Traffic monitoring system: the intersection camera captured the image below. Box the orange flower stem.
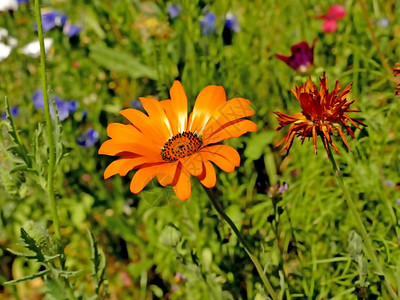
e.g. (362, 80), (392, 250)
(326, 145), (397, 299)
(203, 187), (278, 300)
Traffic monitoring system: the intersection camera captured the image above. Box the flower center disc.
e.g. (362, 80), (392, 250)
(161, 131), (203, 162)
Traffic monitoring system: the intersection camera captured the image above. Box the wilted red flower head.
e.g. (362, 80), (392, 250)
(275, 39), (317, 74)
(317, 4), (346, 33)
(274, 73), (366, 154)
(394, 63), (400, 97)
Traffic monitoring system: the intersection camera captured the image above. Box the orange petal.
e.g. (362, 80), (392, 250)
(98, 139), (161, 158)
(204, 119), (257, 145)
(120, 108), (165, 147)
(188, 85), (226, 133)
(180, 153), (204, 176)
(197, 160), (216, 188)
(139, 97), (173, 140)
(160, 100), (179, 135)
(156, 161), (178, 186)
(130, 163), (169, 194)
(104, 156), (151, 179)
(106, 123), (158, 148)
(169, 81), (188, 132)
(201, 98), (254, 138)
(172, 163), (191, 201)
(199, 150), (235, 173)
(204, 145), (240, 167)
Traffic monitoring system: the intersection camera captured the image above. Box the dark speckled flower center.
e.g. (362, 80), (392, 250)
(161, 131), (203, 162)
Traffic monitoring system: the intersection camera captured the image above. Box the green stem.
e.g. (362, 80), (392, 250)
(33, 0), (59, 241)
(33, 2), (76, 300)
(326, 146), (398, 299)
(203, 187), (278, 300)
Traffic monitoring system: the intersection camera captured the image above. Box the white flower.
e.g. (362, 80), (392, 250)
(0, 43), (12, 61)
(0, 0), (18, 12)
(21, 38), (53, 58)
(0, 27), (18, 61)
(0, 28), (9, 39)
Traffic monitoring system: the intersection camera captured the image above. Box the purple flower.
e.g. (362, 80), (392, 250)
(168, 4), (181, 19)
(32, 89), (77, 121)
(63, 23), (82, 37)
(200, 12), (217, 35)
(36, 10), (67, 32)
(275, 39), (317, 74)
(278, 182), (289, 194)
(17, 0), (28, 3)
(2, 106), (18, 120)
(77, 128), (99, 147)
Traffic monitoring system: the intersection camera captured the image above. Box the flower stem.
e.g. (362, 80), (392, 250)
(34, 2), (76, 300)
(203, 187), (278, 300)
(326, 147), (398, 299)
(33, 0), (60, 241)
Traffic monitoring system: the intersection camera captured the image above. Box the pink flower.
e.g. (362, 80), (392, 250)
(317, 4), (346, 33)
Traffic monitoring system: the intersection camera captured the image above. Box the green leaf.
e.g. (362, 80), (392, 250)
(89, 44), (157, 79)
(3, 269), (50, 285)
(20, 227), (45, 262)
(51, 268), (81, 278)
(3, 97), (31, 168)
(6, 248), (36, 258)
(244, 131), (275, 160)
(159, 223), (181, 247)
(87, 228), (107, 295)
(43, 278), (68, 300)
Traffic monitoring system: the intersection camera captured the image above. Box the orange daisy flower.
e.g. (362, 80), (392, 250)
(98, 81), (257, 201)
(274, 73), (366, 154)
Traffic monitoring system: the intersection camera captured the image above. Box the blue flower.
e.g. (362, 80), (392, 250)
(224, 13), (240, 32)
(17, 0), (28, 3)
(63, 23), (82, 37)
(32, 89), (77, 121)
(1, 106), (18, 120)
(200, 12), (217, 35)
(131, 99), (143, 110)
(35, 10), (67, 32)
(77, 128), (99, 147)
(168, 4), (181, 19)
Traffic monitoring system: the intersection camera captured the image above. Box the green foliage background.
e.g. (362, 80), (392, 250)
(0, 0), (400, 299)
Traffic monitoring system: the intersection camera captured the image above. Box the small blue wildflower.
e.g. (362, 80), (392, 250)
(36, 10), (67, 32)
(17, 0), (28, 3)
(224, 13), (240, 32)
(131, 99), (143, 110)
(1, 106), (18, 120)
(32, 89), (77, 121)
(77, 128), (99, 147)
(168, 4), (181, 19)
(63, 23), (82, 37)
(200, 12), (217, 35)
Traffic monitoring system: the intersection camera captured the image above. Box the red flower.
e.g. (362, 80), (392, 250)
(274, 73), (366, 154)
(394, 63), (400, 97)
(275, 39), (317, 74)
(317, 4), (346, 33)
